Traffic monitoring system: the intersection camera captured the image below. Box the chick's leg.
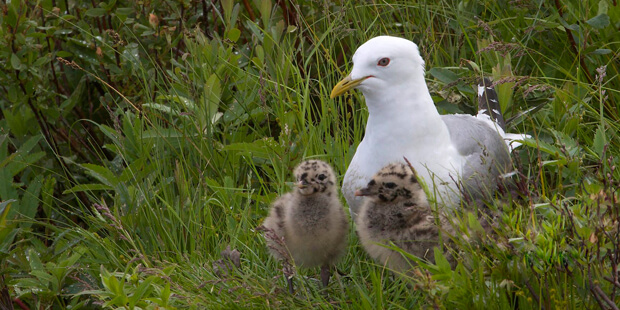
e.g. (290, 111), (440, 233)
(320, 265), (331, 288)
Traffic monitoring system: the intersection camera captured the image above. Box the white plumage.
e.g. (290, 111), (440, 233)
(331, 36), (526, 219)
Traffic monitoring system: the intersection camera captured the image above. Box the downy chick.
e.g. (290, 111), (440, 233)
(355, 162), (453, 274)
(262, 160), (348, 291)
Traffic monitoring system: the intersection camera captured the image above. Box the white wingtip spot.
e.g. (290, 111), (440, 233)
(500, 170), (518, 179)
(477, 85), (485, 97)
(504, 134), (532, 152)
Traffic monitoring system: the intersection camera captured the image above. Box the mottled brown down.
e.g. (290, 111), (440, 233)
(262, 160), (348, 289)
(356, 162), (455, 274)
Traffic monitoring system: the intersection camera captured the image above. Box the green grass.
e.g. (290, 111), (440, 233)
(1, 0), (619, 309)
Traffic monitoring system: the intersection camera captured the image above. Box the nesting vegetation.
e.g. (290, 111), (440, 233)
(0, 0), (619, 308)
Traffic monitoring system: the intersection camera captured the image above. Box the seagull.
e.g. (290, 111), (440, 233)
(355, 162), (454, 273)
(261, 160), (348, 292)
(331, 35), (523, 219)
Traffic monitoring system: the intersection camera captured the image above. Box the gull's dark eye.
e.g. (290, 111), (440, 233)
(317, 174), (327, 181)
(377, 57), (390, 67)
(385, 182), (397, 189)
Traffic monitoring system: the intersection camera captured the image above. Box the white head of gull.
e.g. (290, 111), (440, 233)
(331, 36), (518, 219)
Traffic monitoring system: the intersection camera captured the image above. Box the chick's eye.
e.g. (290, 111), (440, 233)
(317, 174), (327, 181)
(385, 182), (397, 189)
(377, 57), (390, 67)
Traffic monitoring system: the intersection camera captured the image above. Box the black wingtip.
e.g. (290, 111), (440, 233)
(478, 78), (506, 131)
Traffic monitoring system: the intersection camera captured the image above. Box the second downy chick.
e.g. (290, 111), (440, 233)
(262, 160), (348, 292)
(355, 162), (454, 274)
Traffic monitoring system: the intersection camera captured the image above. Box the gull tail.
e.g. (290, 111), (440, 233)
(477, 78), (506, 131)
(476, 78), (530, 151)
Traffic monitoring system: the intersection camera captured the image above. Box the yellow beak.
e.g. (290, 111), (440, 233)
(330, 74), (369, 98)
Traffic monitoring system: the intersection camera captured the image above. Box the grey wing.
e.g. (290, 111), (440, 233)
(441, 114), (511, 200)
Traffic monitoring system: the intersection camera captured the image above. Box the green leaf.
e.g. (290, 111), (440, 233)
(255, 44), (264, 64)
(0, 141), (18, 203)
(119, 157), (156, 183)
(18, 135), (43, 155)
(162, 265), (176, 276)
(31, 270), (57, 288)
(0, 229), (19, 254)
(60, 76), (88, 112)
(140, 128), (187, 139)
(0, 200), (15, 228)
(27, 32), (47, 39)
(53, 29), (73, 35)
(521, 138), (562, 158)
(102, 0), (117, 10)
(462, 59), (480, 73)
(259, 0), (272, 27)
(559, 17), (579, 31)
(428, 67), (459, 85)
(551, 129), (580, 157)
(63, 183), (114, 194)
(593, 125), (606, 157)
(205, 74), (222, 124)
(101, 268), (123, 297)
(598, 0), (609, 15)
(85, 8), (107, 17)
(586, 14), (610, 29)
(32, 56), (51, 67)
(433, 247), (452, 271)
(0, 152), (18, 170)
(40, 177), (56, 218)
(221, 0), (234, 22)
(227, 28), (241, 43)
(116, 7), (134, 16)
(224, 137), (283, 160)
(80, 163), (117, 187)
(97, 124), (120, 145)
(143, 103), (184, 117)
(128, 276), (155, 308)
(10, 53), (21, 70)
(106, 295), (129, 308)
(467, 212), (485, 235)
(9, 151), (46, 178)
(28, 248), (45, 271)
(156, 94), (196, 111)
(20, 174), (44, 228)
(159, 283), (171, 305)
(5, 2), (17, 28)
(590, 49), (612, 55)
(56, 50), (72, 57)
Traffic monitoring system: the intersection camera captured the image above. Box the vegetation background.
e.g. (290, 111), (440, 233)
(1, 0), (619, 308)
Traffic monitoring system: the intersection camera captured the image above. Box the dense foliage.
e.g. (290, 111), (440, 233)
(1, 0), (619, 308)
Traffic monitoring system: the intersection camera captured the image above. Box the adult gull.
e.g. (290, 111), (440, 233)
(331, 36), (524, 219)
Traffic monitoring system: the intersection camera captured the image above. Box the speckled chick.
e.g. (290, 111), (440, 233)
(355, 162), (453, 274)
(262, 160), (348, 290)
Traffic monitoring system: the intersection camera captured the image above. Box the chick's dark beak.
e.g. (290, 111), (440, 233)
(296, 180), (309, 189)
(355, 187), (371, 196)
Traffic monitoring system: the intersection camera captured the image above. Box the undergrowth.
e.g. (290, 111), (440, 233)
(1, 0), (619, 309)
